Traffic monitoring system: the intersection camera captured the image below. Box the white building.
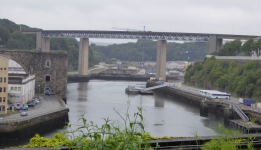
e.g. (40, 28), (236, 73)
(8, 74), (35, 104)
(166, 61), (187, 69)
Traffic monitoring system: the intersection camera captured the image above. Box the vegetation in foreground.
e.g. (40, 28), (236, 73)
(185, 56), (261, 100)
(6, 101), (259, 149)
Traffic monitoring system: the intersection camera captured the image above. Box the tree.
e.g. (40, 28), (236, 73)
(218, 39), (241, 56)
(241, 38), (254, 56)
(253, 38), (261, 57)
(0, 26), (10, 45)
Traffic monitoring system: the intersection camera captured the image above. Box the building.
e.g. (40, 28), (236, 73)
(0, 55), (9, 114)
(166, 61), (187, 69)
(8, 74), (35, 104)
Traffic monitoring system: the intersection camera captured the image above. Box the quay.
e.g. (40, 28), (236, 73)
(0, 95), (69, 141)
(146, 80), (261, 131)
(67, 73), (182, 82)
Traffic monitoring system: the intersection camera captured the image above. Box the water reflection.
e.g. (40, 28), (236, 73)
(77, 82), (88, 101)
(0, 80), (226, 149)
(154, 94), (164, 108)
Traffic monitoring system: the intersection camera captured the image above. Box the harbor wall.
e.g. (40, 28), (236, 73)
(146, 81), (261, 125)
(68, 74), (180, 82)
(0, 108), (69, 141)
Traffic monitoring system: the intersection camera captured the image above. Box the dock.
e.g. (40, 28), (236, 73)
(229, 119), (261, 133)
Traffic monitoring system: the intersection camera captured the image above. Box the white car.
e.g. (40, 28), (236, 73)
(0, 118), (3, 120)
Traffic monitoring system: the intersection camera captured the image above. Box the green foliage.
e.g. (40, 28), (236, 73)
(0, 26), (10, 44)
(241, 38), (254, 56)
(185, 56), (261, 99)
(0, 18), (97, 69)
(91, 39), (207, 62)
(218, 39), (242, 56)
(19, 101), (154, 149)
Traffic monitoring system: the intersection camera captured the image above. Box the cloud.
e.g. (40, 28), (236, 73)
(1, 0), (261, 43)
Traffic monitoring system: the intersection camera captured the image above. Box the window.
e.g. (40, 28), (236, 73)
(18, 87), (21, 91)
(46, 75), (50, 82)
(14, 87), (17, 91)
(11, 87), (13, 91)
(46, 60), (51, 67)
(0, 87), (2, 92)
(0, 97), (2, 102)
(3, 97), (5, 102)
(4, 77), (6, 82)
(4, 68), (6, 70)
(0, 68), (2, 70)
(3, 106), (4, 111)
(0, 78), (2, 82)
(0, 107), (1, 111)
(3, 87), (5, 92)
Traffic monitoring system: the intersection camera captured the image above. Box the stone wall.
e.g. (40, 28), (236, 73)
(67, 74), (180, 82)
(0, 108), (69, 141)
(0, 50), (68, 100)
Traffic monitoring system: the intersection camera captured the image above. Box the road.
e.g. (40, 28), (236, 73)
(1, 95), (62, 120)
(168, 84), (240, 105)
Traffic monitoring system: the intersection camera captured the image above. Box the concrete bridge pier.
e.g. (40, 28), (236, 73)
(207, 35), (223, 54)
(78, 38), (89, 75)
(156, 40), (167, 81)
(41, 38), (50, 51)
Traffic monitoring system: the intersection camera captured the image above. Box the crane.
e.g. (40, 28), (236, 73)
(112, 26), (146, 32)
(112, 26), (146, 67)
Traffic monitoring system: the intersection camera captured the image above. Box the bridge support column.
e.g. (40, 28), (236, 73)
(156, 40), (167, 81)
(78, 38), (89, 75)
(41, 38), (50, 52)
(207, 35), (223, 54)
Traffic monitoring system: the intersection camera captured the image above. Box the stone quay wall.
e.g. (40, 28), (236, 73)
(147, 81), (261, 125)
(0, 108), (69, 141)
(68, 74), (180, 82)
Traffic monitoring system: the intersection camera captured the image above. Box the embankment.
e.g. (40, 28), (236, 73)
(0, 97), (69, 141)
(68, 74), (180, 82)
(147, 81), (261, 125)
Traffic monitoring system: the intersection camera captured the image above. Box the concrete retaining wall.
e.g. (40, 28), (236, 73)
(0, 108), (69, 141)
(68, 74), (180, 82)
(146, 81), (261, 125)
(147, 81), (203, 106)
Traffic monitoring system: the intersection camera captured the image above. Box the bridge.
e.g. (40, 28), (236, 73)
(23, 30), (261, 81)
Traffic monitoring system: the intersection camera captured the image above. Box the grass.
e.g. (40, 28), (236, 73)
(0, 110), (17, 116)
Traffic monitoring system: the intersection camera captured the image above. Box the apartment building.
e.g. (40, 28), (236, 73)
(0, 55), (8, 114)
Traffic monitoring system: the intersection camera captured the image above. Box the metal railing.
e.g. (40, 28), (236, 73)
(232, 105), (249, 122)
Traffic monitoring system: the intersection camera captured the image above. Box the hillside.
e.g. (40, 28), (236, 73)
(185, 56), (261, 100)
(0, 18), (95, 69)
(91, 39), (208, 63)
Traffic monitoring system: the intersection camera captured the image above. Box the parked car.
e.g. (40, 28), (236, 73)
(22, 104), (28, 110)
(31, 99), (39, 104)
(49, 92), (55, 95)
(20, 112), (28, 116)
(28, 102), (35, 107)
(0, 118), (3, 120)
(15, 103), (23, 110)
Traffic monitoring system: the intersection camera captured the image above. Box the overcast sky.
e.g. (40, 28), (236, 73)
(1, 0), (261, 43)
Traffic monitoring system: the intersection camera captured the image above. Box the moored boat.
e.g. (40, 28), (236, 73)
(125, 85), (140, 94)
(139, 90), (154, 95)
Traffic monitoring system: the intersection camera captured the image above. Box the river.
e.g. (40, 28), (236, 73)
(0, 80), (224, 148)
